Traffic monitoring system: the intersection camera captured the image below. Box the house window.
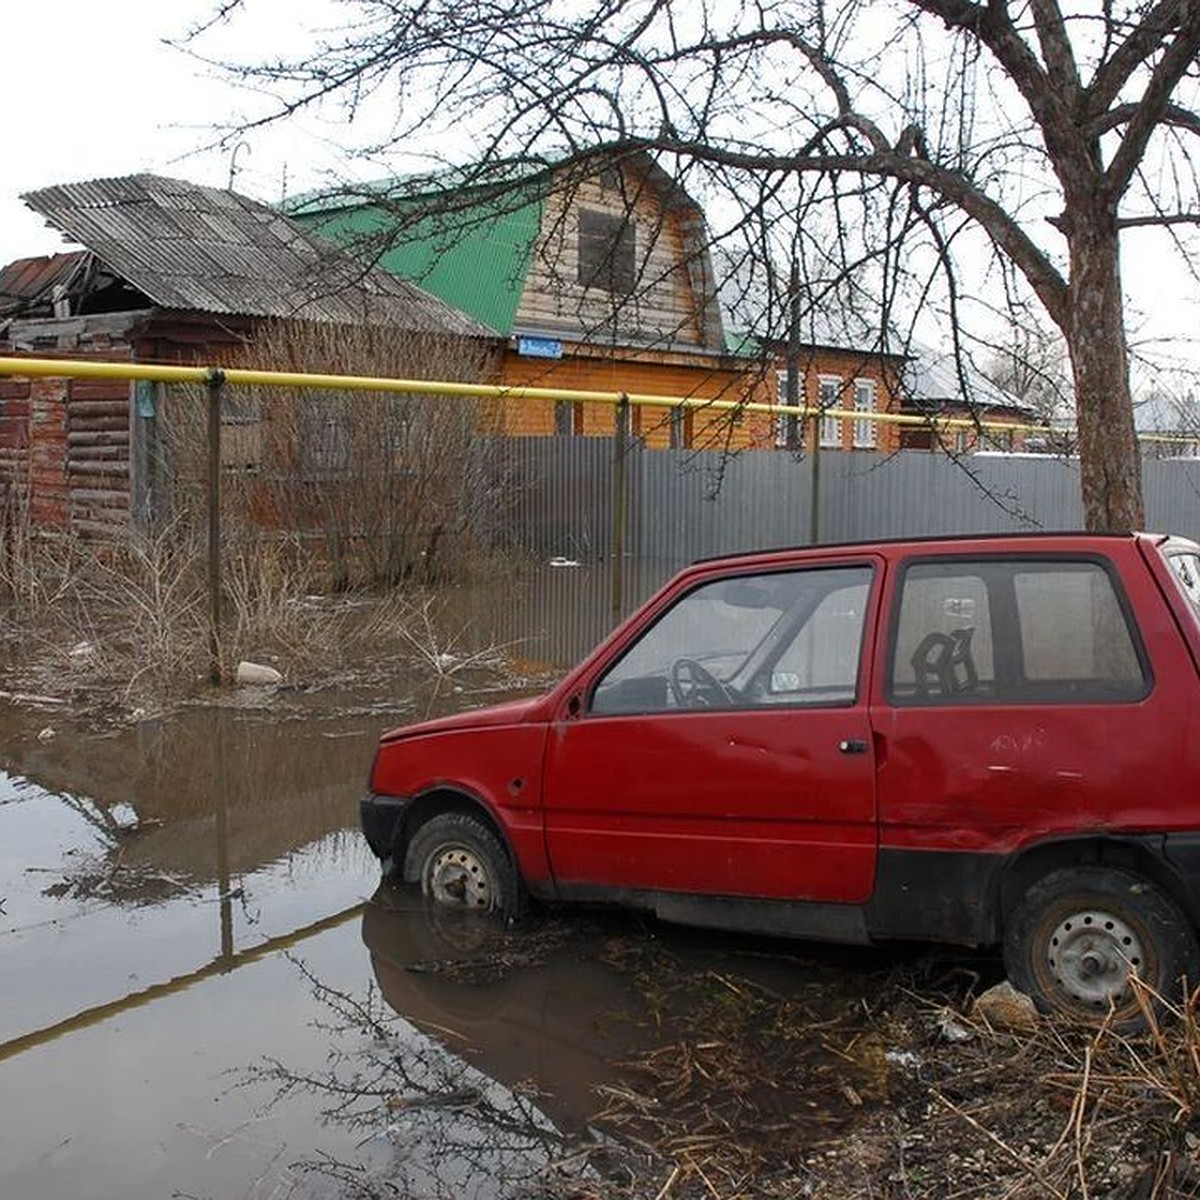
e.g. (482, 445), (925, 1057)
(554, 400), (583, 436)
(853, 379), (877, 449)
(669, 404), (691, 449)
(578, 208), (636, 295)
(301, 398), (349, 476)
(775, 371), (805, 450)
(222, 389), (262, 472)
(818, 377), (843, 447)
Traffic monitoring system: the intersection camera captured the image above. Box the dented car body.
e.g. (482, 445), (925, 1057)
(363, 532), (1200, 1019)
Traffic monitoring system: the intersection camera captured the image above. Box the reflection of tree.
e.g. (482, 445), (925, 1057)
(242, 901), (916, 1200)
(244, 955), (589, 1200)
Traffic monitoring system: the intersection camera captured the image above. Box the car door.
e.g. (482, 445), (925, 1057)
(542, 558), (883, 903)
(872, 548), (1192, 885)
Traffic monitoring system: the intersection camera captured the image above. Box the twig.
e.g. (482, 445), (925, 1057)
(933, 1090), (1071, 1200)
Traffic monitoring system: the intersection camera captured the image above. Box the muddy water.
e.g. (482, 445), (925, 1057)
(0, 693), (901, 1200)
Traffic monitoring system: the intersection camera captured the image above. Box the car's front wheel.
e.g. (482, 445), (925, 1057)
(403, 811), (528, 919)
(1003, 865), (1198, 1026)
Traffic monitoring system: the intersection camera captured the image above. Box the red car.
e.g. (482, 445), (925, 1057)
(363, 532), (1200, 1021)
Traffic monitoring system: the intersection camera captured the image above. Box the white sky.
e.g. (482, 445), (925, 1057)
(1, 0), (359, 266)
(3, 0), (1198, 385)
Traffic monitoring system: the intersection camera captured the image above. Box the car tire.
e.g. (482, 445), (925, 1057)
(1003, 866), (1199, 1026)
(403, 811), (528, 920)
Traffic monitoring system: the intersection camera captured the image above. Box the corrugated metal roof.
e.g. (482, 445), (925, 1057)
(0, 251), (89, 315)
(21, 174), (494, 337)
(902, 344), (1030, 413)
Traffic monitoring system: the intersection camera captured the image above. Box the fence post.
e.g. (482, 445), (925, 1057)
(206, 370), (225, 684)
(611, 394), (631, 627)
(809, 420), (822, 544)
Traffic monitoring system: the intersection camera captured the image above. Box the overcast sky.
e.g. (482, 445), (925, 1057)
(2, 0), (356, 267)
(5, 1), (1198, 383)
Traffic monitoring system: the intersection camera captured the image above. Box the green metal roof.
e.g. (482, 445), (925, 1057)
(294, 185), (546, 336)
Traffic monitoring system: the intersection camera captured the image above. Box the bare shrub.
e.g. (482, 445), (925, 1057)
(155, 318), (508, 593)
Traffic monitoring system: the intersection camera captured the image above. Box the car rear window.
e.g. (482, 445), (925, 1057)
(889, 557), (1149, 704)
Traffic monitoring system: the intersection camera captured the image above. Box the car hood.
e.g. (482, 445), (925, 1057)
(379, 695), (545, 744)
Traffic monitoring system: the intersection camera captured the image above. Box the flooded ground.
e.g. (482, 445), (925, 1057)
(0, 684), (907, 1199)
(1, 684), (1191, 1200)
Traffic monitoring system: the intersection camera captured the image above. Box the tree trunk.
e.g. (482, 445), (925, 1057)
(1064, 220), (1144, 532)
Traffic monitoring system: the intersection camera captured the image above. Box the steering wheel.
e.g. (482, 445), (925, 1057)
(910, 627), (978, 697)
(670, 657), (735, 708)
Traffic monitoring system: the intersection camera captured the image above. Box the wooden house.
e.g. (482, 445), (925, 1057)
(292, 153), (768, 450)
(0, 174), (497, 540)
(298, 157), (1016, 454)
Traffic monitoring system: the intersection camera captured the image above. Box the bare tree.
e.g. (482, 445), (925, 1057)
(983, 315), (1074, 424)
(196, 0), (1200, 531)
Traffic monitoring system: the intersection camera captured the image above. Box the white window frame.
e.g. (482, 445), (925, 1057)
(852, 378), (877, 449)
(818, 376), (843, 448)
(775, 370), (805, 449)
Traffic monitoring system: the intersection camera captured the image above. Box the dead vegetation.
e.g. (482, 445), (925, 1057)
(238, 906), (1200, 1200)
(567, 964), (1200, 1200)
(0, 512), (545, 717)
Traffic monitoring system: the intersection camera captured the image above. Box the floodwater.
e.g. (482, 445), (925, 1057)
(0, 688), (913, 1200)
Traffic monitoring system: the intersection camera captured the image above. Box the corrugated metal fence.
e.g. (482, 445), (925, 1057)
(486, 438), (1200, 665)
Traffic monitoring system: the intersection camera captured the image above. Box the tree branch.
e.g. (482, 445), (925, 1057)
(1105, 11), (1200, 197)
(606, 131), (1071, 325)
(909, 0), (1090, 178)
(1087, 0), (1190, 114)
(1116, 212), (1200, 228)
(1090, 101), (1200, 139)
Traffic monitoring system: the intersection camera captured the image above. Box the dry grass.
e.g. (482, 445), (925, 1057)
(547, 960), (1200, 1200)
(0, 521), (539, 715)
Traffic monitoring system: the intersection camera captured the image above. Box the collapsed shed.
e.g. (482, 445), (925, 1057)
(0, 174), (497, 539)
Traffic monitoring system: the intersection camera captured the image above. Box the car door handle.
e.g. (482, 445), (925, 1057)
(838, 739), (869, 755)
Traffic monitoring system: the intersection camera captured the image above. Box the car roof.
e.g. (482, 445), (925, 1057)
(692, 530), (1150, 568)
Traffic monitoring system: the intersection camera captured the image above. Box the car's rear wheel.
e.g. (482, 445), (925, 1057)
(403, 812), (527, 919)
(1003, 866), (1198, 1026)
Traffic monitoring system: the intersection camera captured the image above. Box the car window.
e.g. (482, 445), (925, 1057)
(1166, 552), (1200, 618)
(891, 566), (995, 700)
(768, 582), (870, 701)
(591, 565), (872, 714)
(1014, 566), (1143, 688)
(889, 558), (1148, 705)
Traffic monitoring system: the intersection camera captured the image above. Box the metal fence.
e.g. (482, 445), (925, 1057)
(487, 438), (1200, 665)
(5, 356), (1200, 678)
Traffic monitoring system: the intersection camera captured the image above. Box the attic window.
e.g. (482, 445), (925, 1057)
(578, 208), (635, 295)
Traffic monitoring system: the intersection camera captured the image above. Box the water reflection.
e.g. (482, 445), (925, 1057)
(0, 704), (382, 1044)
(229, 884), (914, 1199)
(362, 883), (653, 1134)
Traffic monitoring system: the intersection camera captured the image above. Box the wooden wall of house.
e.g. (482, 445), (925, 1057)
(499, 347), (772, 449)
(0, 319), (139, 534)
(496, 345), (914, 454)
(0, 311), (263, 537)
(517, 171), (722, 353)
